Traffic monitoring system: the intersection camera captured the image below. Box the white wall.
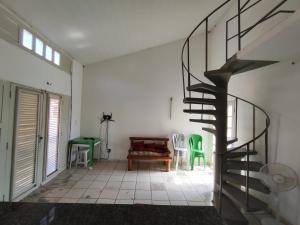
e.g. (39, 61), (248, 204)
(0, 38), (83, 140)
(0, 38), (71, 96)
(209, 1), (300, 224)
(70, 60), (83, 139)
(228, 62), (300, 225)
(81, 34), (213, 161)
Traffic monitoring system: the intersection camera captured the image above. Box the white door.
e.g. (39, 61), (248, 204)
(11, 88), (41, 199)
(45, 94), (61, 177)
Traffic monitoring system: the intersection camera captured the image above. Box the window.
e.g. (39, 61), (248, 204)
(18, 27), (71, 73)
(212, 101), (236, 151)
(35, 38), (44, 56)
(45, 45), (53, 61)
(21, 29), (33, 50)
(54, 51), (60, 66)
(227, 101), (236, 138)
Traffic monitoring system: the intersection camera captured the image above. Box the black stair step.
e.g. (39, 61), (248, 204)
(221, 54), (277, 75)
(202, 127), (216, 135)
(183, 109), (217, 115)
(183, 97), (216, 106)
(223, 172), (270, 194)
(202, 128), (240, 145)
(189, 119), (216, 125)
(225, 160), (264, 172)
(225, 148), (258, 159)
(222, 183), (268, 212)
(227, 137), (238, 145)
(204, 69), (232, 86)
(187, 83), (225, 94)
(215, 193), (248, 225)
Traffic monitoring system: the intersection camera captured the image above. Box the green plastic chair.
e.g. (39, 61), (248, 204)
(189, 134), (206, 170)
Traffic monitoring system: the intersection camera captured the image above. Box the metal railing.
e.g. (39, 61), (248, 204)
(181, 0), (294, 211)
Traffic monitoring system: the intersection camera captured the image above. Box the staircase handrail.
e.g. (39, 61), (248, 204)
(181, 0), (293, 157)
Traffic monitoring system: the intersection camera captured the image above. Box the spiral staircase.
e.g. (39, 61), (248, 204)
(181, 1), (294, 224)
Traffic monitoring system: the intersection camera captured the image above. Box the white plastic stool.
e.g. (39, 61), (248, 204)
(76, 147), (90, 168)
(69, 147), (78, 168)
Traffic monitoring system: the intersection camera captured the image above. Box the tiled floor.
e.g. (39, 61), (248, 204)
(23, 161), (214, 206)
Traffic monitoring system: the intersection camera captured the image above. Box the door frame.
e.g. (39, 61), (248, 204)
(6, 82), (68, 201)
(10, 86), (44, 201)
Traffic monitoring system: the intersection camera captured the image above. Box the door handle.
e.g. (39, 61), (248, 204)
(38, 135), (43, 142)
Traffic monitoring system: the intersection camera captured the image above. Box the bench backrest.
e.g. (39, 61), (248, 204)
(129, 137), (169, 153)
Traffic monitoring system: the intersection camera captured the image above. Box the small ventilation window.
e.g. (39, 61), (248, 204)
(18, 27), (71, 73)
(21, 29), (33, 50)
(35, 38), (44, 56)
(45, 45), (53, 61)
(54, 51), (60, 66)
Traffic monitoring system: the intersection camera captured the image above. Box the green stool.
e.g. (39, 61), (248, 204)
(189, 134), (206, 170)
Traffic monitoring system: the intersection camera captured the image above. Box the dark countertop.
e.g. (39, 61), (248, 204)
(0, 202), (225, 225)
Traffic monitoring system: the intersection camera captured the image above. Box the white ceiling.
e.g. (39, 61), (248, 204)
(1, 0), (229, 65)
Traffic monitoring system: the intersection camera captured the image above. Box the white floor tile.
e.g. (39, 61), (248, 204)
(64, 189), (86, 198)
(95, 175), (110, 181)
(117, 190), (135, 200)
(99, 189), (119, 199)
(150, 171), (162, 177)
(39, 197), (61, 203)
(96, 199), (115, 204)
(165, 183), (181, 191)
(187, 201), (213, 206)
(125, 171), (137, 176)
(152, 200), (170, 205)
(170, 200), (188, 206)
(120, 181), (136, 190)
(135, 190), (151, 200)
(68, 174), (83, 181)
(134, 199), (152, 205)
(82, 189), (101, 199)
(82, 175), (97, 181)
(45, 188), (69, 198)
(73, 181), (93, 189)
(151, 191), (169, 201)
(90, 181), (106, 189)
(136, 182), (151, 191)
(59, 198), (78, 203)
(151, 182), (166, 191)
(25, 161), (214, 206)
(115, 199), (133, 204)
(77, 198), (97, 204)
(136, 176), (151, 182)
(109, 175), (124, 182)
(87, 169), (102, 175)
(150, 177), (164, 182)
(167, 191), (186, 201)
(105, 181), (122, 190)
(183, 191), (205, 201)
(123, 176), (137, 182)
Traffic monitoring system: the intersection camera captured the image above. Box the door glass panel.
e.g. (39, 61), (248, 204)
(228, 105), (233, 117)
(46, 95), (60, 176)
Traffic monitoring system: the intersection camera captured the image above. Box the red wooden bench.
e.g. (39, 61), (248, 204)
(127, 137), (172, 172)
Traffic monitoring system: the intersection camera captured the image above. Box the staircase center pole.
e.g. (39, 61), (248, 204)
(213, 80), (228, 205)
